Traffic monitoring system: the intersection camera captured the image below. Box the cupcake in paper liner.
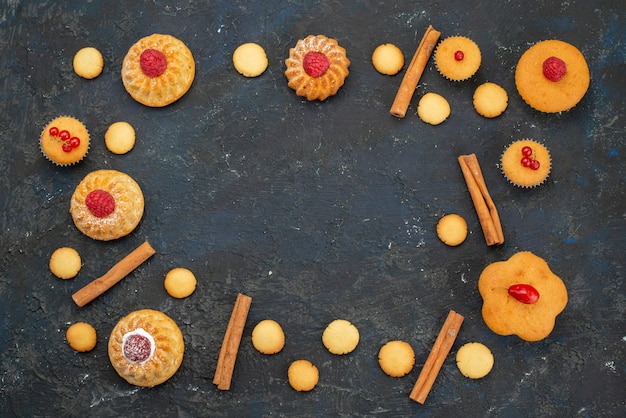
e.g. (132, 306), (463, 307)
(500, 139), (551, 188)
(40, 116), (90, 166)
(434, 36), (481, 81)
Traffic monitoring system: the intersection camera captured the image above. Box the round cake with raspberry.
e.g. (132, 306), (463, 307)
(108, 309), (184, 387)
(121, 33), (195, 107)
(40, 116), (90, 166)
(69, 169), (144, 240)
(501, 139), (551, 188)
(285, 34), (350, 101)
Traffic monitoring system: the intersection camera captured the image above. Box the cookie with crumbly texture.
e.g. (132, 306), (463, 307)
(73, 47), (104, 79)
(417, 92), (450, 125)
(436, 214), (468, 246)
(456, 342), (494, 379)
(105, 122), (136, 154)
(435, 36), (481, 81)
(473, 82), (508, 118)
(378, 340), (415, 377)
(164, 267), (197, 299)
(66, 322), (97, 352)
(233, 43), (268, 77)
(252, 319), (285, 354)
(288, 359), (319, 391)
(322, 319), (360, 355)
(49, 247), (82, 279)
(372, 43), (404, 75)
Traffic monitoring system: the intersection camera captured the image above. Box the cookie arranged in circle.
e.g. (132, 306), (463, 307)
(436, 214), (468, 246)
(233, 43), (268, 77)
(164, 267), (197, 299)
(288, 359), (319, 391)
(378, 340), (415, 377)
(66, 322), (97, 352)
(371, 43), (404, 75)
(251, 319), (285, 354)
(473, 82), (508, 118)
(49, 247), (82, 279)
(417, 92), (450, 125)
(456, 342), (494, 379)
(105, 121), (136, 155)
(322, 319), (360, 355)
(73, 47), (104, 79)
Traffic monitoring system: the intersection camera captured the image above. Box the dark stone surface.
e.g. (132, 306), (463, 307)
(0, 0), (624, 416)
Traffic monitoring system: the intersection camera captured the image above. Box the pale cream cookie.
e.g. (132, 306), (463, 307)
(164, 267), (197, 299)
(436, 214), (468, 246)
(473, 82), (508, 118)
(378, 340), (415, 377)
(372, 43), (404, 75)
(233, 43), (268, 77)
(417, 92), (450, 125)
(66, 322), (97, 352)
(251, 319), (285, 354)
(73, 47), (104, 79)
(288, 359), (319, 391)
(322, 319), (360, 355)
(49, 247), (81, 279)
(105, 121), (136, 154)
(456, 342), (494, 379)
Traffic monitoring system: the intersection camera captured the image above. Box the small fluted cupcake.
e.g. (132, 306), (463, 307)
(435, 36), (481, 81)
(40, 116), (90, 166)
(501, 139), (551, 188)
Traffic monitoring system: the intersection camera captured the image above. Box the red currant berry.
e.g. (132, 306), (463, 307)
(49, 126), (59, 137)
(59, 130), (71, 141)
(69, 137), (81, 148)
(521, 157), (532, 167)
(61, 142), (73, 153)
(521, 146), (533, 157)
(529, 159), (541, 170)
(454, 50), (464, 61)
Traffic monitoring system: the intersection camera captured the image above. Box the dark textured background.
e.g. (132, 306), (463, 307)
(1, 0), (624, 416)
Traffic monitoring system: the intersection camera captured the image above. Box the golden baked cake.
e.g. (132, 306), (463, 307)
(108, 309), (184, 387)
(501, 139), (551, 188)
(435, 36), (481, 81)
(515, 40), (589, 113)
(70, 169), (144, 241)
(40, 116), (90, 166)
(285, 34), (350, 101)
(478, 252), (568, 342)
(122, 34), (195, 107)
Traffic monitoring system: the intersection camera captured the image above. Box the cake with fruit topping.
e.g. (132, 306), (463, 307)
(515, 40), (589, 113)
(434, 36), (481, 81)
(108, 309), (184, 387)
(121, 33), (195, 107)
(40, 116), (90, 166)
(501, 139), (551, 188)
(69, 169), (144, 241)
(285, 34), (350, 101)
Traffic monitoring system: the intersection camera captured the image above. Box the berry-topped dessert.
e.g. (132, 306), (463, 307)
(121, 34), (195, 107)
(69, 169), (144, 240)
(478, 252), (568, 342)
(515, 40), (590, 113)
(109, 309), (184, 387)
(285, 35), (350, 101)
(434, 36), (481, 81)
(501, 139), (551, 188)
(40, 116), (90, 166)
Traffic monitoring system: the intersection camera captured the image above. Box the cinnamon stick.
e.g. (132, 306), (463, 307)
(458, 154), (504, 246)
(410, 310), (464, 404)
(213, 293), (252, 390)
(390, 25), (441, 118)
(72, 241), (155, 307)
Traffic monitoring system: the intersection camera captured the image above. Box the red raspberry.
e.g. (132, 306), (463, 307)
(140, 49), (167, 77)
(303, 51), (330, 77)
(85, 189), (115, 218)
(542, 56), (567, 82)
(123, 334), (152, 363)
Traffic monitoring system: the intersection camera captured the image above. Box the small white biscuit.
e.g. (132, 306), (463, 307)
(73, 47), (104, 79)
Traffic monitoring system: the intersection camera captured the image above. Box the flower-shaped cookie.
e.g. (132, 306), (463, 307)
(478, 252), (567, 341)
